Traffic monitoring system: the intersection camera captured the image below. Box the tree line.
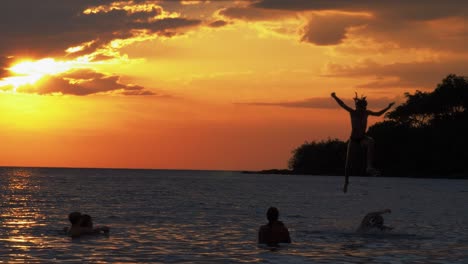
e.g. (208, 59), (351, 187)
(288, 74), (468, 178)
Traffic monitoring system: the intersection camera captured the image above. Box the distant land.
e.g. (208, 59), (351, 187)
(242, 169), (293, 175)
(241, 169), (468, 179)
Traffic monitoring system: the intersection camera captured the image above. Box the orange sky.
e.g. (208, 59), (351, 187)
(0, 1), (467, 170)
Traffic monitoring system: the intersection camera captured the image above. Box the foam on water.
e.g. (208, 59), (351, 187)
(0, 167), (467, 263)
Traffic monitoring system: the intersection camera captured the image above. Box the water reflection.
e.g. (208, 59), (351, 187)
(0, 168), (467, 263)
(0, 168), (45, 256)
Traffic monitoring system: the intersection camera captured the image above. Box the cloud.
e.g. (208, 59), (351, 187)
(253, 0), (468, 21)
(208, 20), (229, 28)
(301, 12), (371, 45)
(13, 69), (156, 96)
(219, 6), (296, 21)
(0, 56), (13, 78)
(0, 1), (201, 57)
(221, 1), (467, 52)
(325, 60), (468, 89)
(219, 6), (370, 47)
(240, 97), (336, 109)
(359, 17), (468, 52)
(239, 96), (397, 109)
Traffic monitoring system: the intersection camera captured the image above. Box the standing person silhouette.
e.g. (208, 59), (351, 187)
(331, 92), (394, 192)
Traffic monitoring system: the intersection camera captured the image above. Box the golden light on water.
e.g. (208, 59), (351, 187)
(0, 169), (45, 253)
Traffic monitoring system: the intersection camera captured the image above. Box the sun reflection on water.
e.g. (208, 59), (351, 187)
(0, 168), (45, 255)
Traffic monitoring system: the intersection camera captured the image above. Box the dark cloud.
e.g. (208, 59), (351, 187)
(219, 7), (296, 21)
(239, 96), (397, 109)
(0, 1), (201, 57)
(253, 0), (361, 11)
(14, 69), (156, 96)
(326, 60), (468, 89)
(208, 20), (229, 28)
(0, 56), (13, 78)
(121, 90), (166, 96)
(133, 17), (201, 33)
(301, 13), (370, 45)
(223, 1), (467, 51)
(241, 97), (336, 109)
(62, 69), (106, 81)
(361, 18), (468, 52)
(253, 0), (468, 21)
(220, 6), (368, 47)
(89, 54), (118, 62)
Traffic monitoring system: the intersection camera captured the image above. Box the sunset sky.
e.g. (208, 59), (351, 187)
(1, 0), (467, 170)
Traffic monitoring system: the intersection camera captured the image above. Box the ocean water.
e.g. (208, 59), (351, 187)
(0, 167), (467, 263)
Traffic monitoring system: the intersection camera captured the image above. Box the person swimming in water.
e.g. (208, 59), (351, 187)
(65, 212), (109, 237)
(331, 92), (395, 192)
(80, 214), (93, 229)
(357, 209), (394, 233)
(65, 211), (83, 237)
(258, 207), (291, 246)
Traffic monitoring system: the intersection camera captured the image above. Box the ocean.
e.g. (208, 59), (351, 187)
(0, 167), (467, 263)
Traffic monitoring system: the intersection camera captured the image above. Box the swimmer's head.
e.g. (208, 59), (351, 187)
(354, 92), (367, 109)
(267, 207), (279, 222)
(68, 212), (82, 225)
(80, 214), (93, 228)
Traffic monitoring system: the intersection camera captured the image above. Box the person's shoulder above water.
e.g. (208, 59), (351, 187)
(258, 207), (291, 245)
(65, 211), (110, 237)
(357, 209), (394, 233)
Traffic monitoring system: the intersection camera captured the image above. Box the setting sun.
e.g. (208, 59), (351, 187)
(9, 58), (73, 76)
(0, 58), (80, 89)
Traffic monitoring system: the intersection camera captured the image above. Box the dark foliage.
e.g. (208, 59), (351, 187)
(289, 74), (468, 178)
(288, 138), (347, 175)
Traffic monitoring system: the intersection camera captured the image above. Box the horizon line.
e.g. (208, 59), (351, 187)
(0, 165), (248, 172)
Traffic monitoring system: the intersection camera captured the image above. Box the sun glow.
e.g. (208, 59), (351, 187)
(0, 58), (86, 90)
(10, 58), (74, 76)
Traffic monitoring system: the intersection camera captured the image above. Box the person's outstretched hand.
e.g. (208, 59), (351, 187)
(331, 92), (336, 98)
(389, 102), (395, 108)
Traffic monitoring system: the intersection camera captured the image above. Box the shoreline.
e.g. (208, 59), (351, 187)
(241, 169), (468, 179)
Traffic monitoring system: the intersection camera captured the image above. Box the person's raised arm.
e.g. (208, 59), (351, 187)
(331, 92), (353, 112)
(368, 102), (395, 116)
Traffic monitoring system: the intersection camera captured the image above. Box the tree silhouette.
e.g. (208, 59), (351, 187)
(288, 138), (346, 175)
(288, 74), (468, 178)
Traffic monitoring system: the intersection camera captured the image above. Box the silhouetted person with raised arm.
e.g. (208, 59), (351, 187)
(331, 92), (394, 192)
(258, 207), (291, 246)
(357, 209), (394, 233)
